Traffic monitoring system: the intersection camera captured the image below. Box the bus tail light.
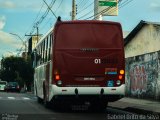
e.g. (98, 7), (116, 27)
(118, 75), (123, 80)
(55, 75), (60, 81)
(112, 69), (125, 86)
(54, 74), (62, 86)
(120, 70), (125, 75)
(116, 69), (125, 86)
(119, 69), (125, 80)
(54, 70), (62, 86)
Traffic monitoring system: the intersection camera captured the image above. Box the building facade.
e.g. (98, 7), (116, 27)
(124, 20), (160, 100)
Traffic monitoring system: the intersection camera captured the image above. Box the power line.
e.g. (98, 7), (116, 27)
(29, 0), (57, 35)
(77, 1), (98, 20)
(39, 0), (58, 30)
(39, 0), (64, 33)
(43, 0), (57, 19)
(25, 2), (45, 36)
(78, 0), (90, 11)
(93, 0), (122, 20)
(77, 8), (94, 19)
(78, 0), (118, 20)
(105, 0), (134, 17)
(77, 0), (107, 20)
(77, 2), (94, 15)
(82, 0), (133, 20)
(93, 6), (113, 20)
(40, 17), (53, 32)
(21, 1), (45, 48)
(77, 0), (81, 5)
(90, 0), (119, 20)
(55, 0), (64, 13)
(77, 0), (85, 6)
(16, 0), (58, 56)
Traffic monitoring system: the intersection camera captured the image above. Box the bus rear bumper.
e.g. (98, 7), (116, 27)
(49, 84), (125, 101)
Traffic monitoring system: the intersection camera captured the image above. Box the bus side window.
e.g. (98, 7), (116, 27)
(32, 49), (37, 68)
(40, 43), (43, 64)
(36, 46), (39, 66)
(45, 37), (48, 62)
(37, 46), (41, 66)
(32, 49), (41, 68)
(48, 34), (51, 61)
(43, 41), (45, 63)
(50, 34), (53, 60)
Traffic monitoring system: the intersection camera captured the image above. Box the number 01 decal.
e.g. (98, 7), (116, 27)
(94, 59), (101, 64)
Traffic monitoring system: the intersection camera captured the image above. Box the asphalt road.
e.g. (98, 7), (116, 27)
(0, 92), (138, 120)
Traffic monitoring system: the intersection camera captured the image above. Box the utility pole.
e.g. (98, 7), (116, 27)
(25, 27), (42, 54)
(72, 0), (76, 20)
(25, 27), (41, 43)
(37, 27), (39, 43)
(94, 0), (102, 20)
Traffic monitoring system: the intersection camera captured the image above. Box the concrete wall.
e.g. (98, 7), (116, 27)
(125, 24), (160, 58)
(125, 50), (160, 100)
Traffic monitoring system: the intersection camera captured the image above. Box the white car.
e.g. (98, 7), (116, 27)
(0, 81), (7, 91)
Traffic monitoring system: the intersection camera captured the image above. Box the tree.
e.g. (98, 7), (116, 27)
(0, 56), (34, 91)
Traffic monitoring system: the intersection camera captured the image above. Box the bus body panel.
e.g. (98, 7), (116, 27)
(34, 20), (125, 105)
(53, 21), (125, 88)
(34, 61), (52, 101)
(48, 84), (125, 101)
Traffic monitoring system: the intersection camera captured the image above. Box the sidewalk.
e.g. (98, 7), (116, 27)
(108, 97), (160, 114)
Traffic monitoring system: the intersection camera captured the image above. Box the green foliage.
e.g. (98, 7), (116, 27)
(0, 56), (34, 89)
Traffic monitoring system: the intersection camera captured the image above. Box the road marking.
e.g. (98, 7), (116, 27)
(8, 97), (15, 100)
(22, 97), (30, 100)
(0, 96), (35, 101)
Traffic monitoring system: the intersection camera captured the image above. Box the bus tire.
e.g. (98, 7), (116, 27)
(35, 84), (43, 104)
(43, 86), (51, 108)
(37, 97), (43, 104)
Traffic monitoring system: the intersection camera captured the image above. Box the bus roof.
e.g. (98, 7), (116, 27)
(59, 20), (121, 24)
(55, 20), (122, 28)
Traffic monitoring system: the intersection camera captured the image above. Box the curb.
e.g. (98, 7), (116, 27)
(108, 106), (160, 115)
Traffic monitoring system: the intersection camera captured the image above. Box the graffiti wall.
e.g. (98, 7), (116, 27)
(125, 50), (160, 100)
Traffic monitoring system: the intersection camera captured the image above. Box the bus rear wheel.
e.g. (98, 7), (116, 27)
(37, 97), (43, 104)
(43, 87), (52, 108)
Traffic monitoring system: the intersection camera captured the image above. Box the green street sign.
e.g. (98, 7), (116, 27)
(99, 1), (117, 6)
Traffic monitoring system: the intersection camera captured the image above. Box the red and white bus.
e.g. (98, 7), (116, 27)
(33, 20), (125, 110)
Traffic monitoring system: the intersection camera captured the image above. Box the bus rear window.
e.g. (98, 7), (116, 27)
(55, 23), (123, 49)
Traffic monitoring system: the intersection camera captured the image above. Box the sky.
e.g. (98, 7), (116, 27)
(0, 0), (160, 59)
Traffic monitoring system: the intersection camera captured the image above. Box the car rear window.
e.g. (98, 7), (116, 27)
(0, 82), (7, 85)
(8, 82), (18, 86)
